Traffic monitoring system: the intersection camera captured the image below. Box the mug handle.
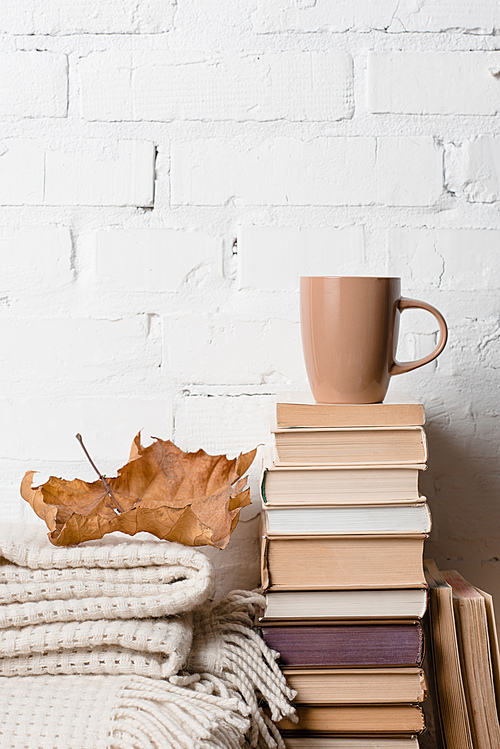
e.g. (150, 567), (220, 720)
(390, 297), (448, 376)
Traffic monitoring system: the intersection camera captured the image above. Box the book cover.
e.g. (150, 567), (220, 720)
(261, 533), (427, 590)
(260, 623), (424, 668)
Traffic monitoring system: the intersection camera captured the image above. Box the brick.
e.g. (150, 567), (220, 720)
(0, 226), (73, 293)
(237, 226), (365, 290)
(44, 141), (155, 207)
(171, 137), (442, 207)
(165, 316), (308, 385)
(388, 228), (500, 290)
(0, 141), (45, 205)
(253, 0), (498, 34)
(369, 52), (500, 115)
(252, 0), (398, 33)
(0, 0), (175, 34)
(94, 229), (219, 291)
(0, 317), (161, 391)
(0, 140), (155, 206)
(445, 137), (500, 203)
(79, 51), (353, 122)
(0, 398), (172, 462)
(390, 0), (499, 33)
(174, 394), (274, 454)
(0, 53), (67, 118)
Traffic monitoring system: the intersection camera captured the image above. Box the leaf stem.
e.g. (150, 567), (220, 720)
(75, 433), (125, 513)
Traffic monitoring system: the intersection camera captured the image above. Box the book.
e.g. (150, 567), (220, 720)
(476, 584), (500, 716)
(419, 590), (446, 749)
(262, 589), (428, 621)
(262, 464), (425, 506)
(278, 704), (425, 734)
(260, 623), (424, 668)
(282, 739), (419, 749)
(273, 426), (427, 465)
(261, 534), (427, 590)
(283, 667), (427, 704)
(263, 503), (431, 536)
(442, 569), (500, 749)
(276, 392), (425, 429)
(424, 560), (472, 749)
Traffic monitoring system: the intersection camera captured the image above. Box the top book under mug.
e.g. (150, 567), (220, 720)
(300, 276), (448, 404)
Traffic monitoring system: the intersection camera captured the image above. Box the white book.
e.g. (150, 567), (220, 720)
(264, 503), (431, 535)
(263, 588), (428, 620)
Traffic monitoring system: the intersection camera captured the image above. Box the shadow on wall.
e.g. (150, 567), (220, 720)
(422, 418), (500, 626)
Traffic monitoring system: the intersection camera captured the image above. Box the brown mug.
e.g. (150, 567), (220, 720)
(300, 276), (448, 404)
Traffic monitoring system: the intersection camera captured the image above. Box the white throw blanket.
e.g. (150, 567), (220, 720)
(0, 523), (213, 678)
(0, 525), (296, 748)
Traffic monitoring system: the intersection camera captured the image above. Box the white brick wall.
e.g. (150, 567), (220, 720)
(253, 0), (499, 34)
(171, 137), (443, 206)
(0, 140), (155, 206)
(79, 51), (354, 122)
(0, 53), (67, 118)
(237, 226), (365, 290)
(0, 317), (161, 393)
(388, 228), (500, 289)
(94, 228), (219, 291)
(0, 226), (73, 292)
(369, 52), (500, 115)
(0, 0), (175, 34)
(445, 137), (500, 203)
(0, 0), (498, 606)
(166, 316), (307, 385)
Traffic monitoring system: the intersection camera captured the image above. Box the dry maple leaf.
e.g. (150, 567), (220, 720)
(21, 434), (257, 548)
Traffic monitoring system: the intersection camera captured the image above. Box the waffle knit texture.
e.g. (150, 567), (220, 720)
(0, 523), (213, 678)
(0, 526), (296, 747)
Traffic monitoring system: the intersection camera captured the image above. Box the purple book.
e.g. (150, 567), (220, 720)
(261, 623), (423, 668)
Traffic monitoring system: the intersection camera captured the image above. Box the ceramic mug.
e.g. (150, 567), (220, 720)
(300, 276), (448, 404)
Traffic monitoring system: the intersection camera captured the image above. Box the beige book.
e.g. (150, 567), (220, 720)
(273, 426), (427, 465)
(442, 569), (500, 749)
(276, 392), (425, 429)
(476, 585), (500, 716)
(279, 705), (425, 734)
(283, 739), (419, 749)
(262, 534), (427, 590)
(424, 561), (473, 749)
(283, 667), (427, 704)
(262, 464), (425, 506)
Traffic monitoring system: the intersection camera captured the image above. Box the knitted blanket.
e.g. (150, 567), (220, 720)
(0, 523), (213, 678)
(0, 525), (296, 747)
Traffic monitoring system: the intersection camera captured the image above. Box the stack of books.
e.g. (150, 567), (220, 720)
(259, 394), (431, 747)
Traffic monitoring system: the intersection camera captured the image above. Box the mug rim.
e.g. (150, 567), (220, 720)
(300, 275), (400, 280)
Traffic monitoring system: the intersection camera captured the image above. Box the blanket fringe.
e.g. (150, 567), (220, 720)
(109, 675), (250, 749)
(187, 590), (297, 748)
